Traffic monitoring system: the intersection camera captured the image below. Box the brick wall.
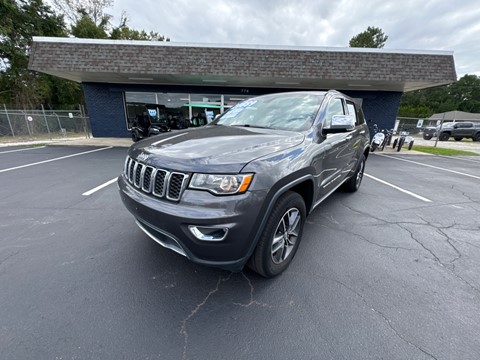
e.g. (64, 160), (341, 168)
(345, 90), (403, 134)
(83, 83), (130, 138)
(82, 83), (401, 138)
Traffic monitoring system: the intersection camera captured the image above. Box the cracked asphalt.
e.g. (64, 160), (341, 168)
(1, 145), (480, 360)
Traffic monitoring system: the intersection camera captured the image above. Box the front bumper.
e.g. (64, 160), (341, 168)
(118, 175), (267, 271)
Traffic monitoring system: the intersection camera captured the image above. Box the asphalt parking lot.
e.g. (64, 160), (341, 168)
(1, 144), (480, 360)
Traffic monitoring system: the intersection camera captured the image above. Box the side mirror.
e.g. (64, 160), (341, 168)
(324, 115), (355, 134)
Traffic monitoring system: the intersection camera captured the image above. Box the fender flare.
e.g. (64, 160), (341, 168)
(240, 174), (315, 267)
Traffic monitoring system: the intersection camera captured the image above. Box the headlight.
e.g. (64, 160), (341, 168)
(189, 173), (253, 195)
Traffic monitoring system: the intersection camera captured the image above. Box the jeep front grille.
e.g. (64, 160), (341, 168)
(124, 157), (189, 201)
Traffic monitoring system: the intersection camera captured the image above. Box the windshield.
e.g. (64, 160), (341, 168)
(215, 93), (324, 131)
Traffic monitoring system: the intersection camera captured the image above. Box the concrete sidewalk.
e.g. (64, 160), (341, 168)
(0, 136), (133, 148)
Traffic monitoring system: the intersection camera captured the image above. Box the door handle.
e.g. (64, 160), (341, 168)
(360, 130), (366, 134)
(346, 135), (353, 140)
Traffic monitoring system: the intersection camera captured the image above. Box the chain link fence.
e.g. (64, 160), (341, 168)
(392, 116), (480, 153)
(394, 116), (445, 135)
(0, 105), (91, 141)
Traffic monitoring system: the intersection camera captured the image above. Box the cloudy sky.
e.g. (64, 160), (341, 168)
(107, 0), (479, 77)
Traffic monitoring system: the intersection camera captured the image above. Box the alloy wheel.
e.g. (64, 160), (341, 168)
(271, 208), (301, 264)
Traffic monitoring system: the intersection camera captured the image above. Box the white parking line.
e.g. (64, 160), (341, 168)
(82, 178), (118, 196)
(438, 154), (480, 164)
(0, 147), (113, 173)
(376, 153), (480, 180)
(0, 146), (46, 154)
(364, 173), (432, 202)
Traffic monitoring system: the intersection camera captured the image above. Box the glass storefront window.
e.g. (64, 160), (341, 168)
(124, 91), (252, 129)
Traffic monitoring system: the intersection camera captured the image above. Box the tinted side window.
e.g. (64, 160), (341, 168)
(324, 98), (345, 127)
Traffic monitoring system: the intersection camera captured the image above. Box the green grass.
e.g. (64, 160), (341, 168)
(412, 145), (479, 156)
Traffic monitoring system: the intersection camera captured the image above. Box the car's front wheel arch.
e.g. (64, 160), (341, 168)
(289, 179), (314, 215)
(241, 174), (314, 272)
(247, 190), (306, 277)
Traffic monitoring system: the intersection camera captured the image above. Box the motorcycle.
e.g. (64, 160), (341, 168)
(392, 131), (414, 152)
(131, 119), (170, 142)
(370, 125), (392, 152)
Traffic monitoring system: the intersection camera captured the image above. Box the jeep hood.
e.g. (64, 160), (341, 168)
(129, 125), (305, 173)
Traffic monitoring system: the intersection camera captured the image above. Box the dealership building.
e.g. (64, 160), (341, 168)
(28, 37), (457, 138)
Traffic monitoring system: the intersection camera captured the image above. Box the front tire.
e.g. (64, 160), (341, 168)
(397, 137), (404, 151)
(380, 138), (387, 151)
(248, 191), (306, 278)
(439, 133), (450, 141)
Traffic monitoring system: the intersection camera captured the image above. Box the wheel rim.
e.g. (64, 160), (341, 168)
(355, 160), (364, 188)
(271, 208), (301, 264)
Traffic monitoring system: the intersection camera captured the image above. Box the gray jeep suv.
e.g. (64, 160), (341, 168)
(118, 91), (370, 277)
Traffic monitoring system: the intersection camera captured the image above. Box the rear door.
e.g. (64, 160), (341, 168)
(454, 122), (473, 138)
(345, 99), (369, 161)
(314, 96), (350, 200)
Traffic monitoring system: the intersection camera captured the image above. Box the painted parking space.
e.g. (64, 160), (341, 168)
(1, 145), (480, 360)
(0, 146), (47, 154)
(0, 146), (113, 173)
(366, 153), (480, 206)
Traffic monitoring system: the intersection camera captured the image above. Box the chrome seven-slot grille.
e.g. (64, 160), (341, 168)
(124, 156), (189, 201)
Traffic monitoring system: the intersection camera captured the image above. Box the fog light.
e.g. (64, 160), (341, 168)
(189, 226), (228, 241)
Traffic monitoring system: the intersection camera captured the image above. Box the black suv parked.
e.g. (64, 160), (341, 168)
(118, 91), (370, 277)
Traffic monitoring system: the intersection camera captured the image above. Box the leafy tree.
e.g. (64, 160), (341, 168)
(53, 0), (112, 39)
(0, 0), (74, 107)
(71, 8), (109, 38)
(110, 12), (169, 41)
(349, 26), (388, 48)
(51, 0), (113, 26)
(1, 0), (170, 108)
(398, 75), (480, 117)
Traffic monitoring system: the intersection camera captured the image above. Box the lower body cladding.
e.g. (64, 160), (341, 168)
(117, 175), (267, 272)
